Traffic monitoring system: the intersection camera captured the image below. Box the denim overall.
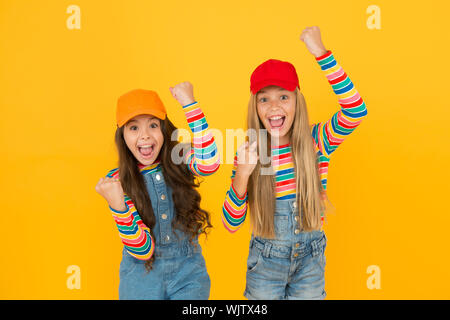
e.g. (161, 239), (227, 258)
(244, 199), (327, 300)
(118, 168), (210, 300)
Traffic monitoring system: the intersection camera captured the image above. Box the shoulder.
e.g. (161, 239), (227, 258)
(105, 168), (119, 178)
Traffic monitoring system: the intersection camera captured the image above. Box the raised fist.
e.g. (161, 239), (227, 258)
(300, 26), (328, 58)
(236, 140), (259, 177)
(169, 81), (196, 106)
(95, 177), (126, 212)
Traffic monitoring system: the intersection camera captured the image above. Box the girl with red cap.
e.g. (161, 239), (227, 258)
(222, 26), (368, 299)
(96, 82), (219, 299)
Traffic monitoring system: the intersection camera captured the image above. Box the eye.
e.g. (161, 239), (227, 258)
(280, 95), (289, 100)
(258, 97), (268, 103)
(129, 125), (138, 131)
(150, 122), (159, 128)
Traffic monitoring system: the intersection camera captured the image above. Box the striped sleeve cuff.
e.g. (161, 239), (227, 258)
(109, 202), (130, 215)
(315, 50), (334, 68)
(230, 182), (248, 203)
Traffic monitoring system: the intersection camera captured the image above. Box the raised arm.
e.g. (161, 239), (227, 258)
(301, 26), (368, 158)
(221, 141), (258, 233)
(183, 101), (220, 176)
(170, 82), (220, 177)
(96, 168), (155, 260)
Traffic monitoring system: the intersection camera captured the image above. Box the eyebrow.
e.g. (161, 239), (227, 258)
(126, 116), (158, 125)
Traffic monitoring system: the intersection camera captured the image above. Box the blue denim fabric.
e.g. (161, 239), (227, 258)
(244, 199), (327, 300)
(118, 168), (210, 300)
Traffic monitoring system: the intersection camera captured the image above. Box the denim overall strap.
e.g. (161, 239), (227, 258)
(272, 198), (300, 243)
(143, 169), (174, 245)
(142, 168), (199, 258)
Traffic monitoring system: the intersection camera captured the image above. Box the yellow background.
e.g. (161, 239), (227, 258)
(1, 0), (449, 299)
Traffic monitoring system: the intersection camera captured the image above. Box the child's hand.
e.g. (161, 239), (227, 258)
(236, 140), (259, 177)
(95, 177), (126, 212)
(169, 82), (196, 106)
(300, 26), (328, 58)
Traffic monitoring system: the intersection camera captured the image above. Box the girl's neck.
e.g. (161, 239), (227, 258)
(271, 135), (290, 148)
(138, 159), (161, 171)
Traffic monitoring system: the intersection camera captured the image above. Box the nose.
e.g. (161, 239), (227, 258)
(269, 99), (281, 111)
(139, 126), (152, 140)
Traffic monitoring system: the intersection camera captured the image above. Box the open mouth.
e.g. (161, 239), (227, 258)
(268, 115), (286, 129)
(138, 144), (155, 159)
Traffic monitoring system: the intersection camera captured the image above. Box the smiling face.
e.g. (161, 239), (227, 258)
(123, 114), (164, 165)
(256, 85), (296, 146)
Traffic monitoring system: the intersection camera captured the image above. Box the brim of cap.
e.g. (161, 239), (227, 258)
(118, 108), (166, 127)
(251, 79), (297, 94)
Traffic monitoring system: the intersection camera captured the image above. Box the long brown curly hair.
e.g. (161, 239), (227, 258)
(114, 116), (212, 271)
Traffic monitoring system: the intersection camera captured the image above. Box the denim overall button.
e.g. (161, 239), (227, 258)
(161, 213), (167, 220)
(293, 253), (299, 258)
(161, 194), (166, 200)
(294, 229), (300, 235)
(293, 202), (297, 208)
(165, 235), (170, 241)
(155, 174), (161, 181)
(294, 216), (299, 222)
(295, 243), (300, 248)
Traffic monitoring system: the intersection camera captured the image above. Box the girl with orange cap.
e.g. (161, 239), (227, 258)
(221, 26), (368, 299)
(96, 82), (219, 299)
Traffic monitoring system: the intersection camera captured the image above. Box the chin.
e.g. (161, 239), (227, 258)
(268, 133), (290, 146)
(140, 158), (156, 165)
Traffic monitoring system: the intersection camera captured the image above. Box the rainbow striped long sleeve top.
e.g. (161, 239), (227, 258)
(222, 50), (368, 233)
(106, 102), (220, 260)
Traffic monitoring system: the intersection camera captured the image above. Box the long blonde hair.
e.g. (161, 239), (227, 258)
(247, 88), (329, 238)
